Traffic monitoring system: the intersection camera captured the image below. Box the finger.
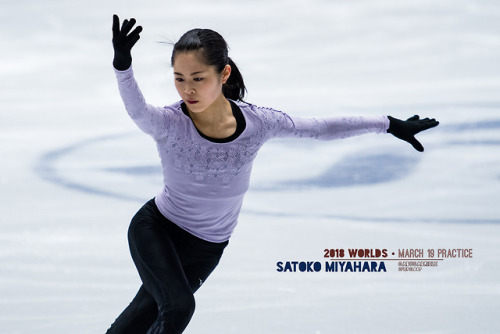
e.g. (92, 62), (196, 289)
(418, 119), (439, 131)
(124, 25), (142, 49)
(420, 117), (437, 123)
(121, 19), (128, 30)
(128, 25), (143, 38)
(113, 14), (120, 36)
(407, 115), (420, 122)
(125, 29), (142, 49)
(121, 18), (137, 36)
(409, 137), (424, 152)
(427, 119), (439, 127)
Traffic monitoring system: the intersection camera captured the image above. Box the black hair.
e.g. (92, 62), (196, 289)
(171, 28), (246, 102)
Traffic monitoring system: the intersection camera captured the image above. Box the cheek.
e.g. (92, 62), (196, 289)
(194, 81), (216, 99)
(174, 82), (183, 94)
(207, 80), (223, 95)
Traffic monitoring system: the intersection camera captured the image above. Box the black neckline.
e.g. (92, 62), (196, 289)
(181, 100), (246, 143)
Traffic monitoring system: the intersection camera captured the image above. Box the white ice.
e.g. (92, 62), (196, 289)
(1, 0), (499, 333)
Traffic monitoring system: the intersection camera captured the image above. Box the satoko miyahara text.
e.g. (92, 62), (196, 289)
(276, 261), (387, 273)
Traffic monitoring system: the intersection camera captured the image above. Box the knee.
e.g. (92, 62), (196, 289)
(158, 293), (195, 330)
(174, 293), (196, 320)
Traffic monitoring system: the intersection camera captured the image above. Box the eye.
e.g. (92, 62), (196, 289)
(175, 77), (184, 82)
(194, 78), (204, 82)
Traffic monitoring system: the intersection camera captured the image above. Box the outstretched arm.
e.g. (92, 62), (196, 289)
(387, 115), (439, 152)
(112, 14), (143, 70)
(258, 106), (438, 152)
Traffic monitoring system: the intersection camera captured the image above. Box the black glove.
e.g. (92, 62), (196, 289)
(112, 14), (143, 70)
(387, 115), (439, 152)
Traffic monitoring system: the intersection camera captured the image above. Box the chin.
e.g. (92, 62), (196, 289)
(185, 102), (204, 113)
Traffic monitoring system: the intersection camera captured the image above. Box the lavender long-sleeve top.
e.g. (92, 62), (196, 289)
(115, 67), (390, 242)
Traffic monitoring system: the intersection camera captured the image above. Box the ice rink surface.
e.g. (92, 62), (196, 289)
(1, 0), (499, 333)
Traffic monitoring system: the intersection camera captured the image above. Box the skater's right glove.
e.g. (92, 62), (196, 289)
(112, 14), (143, 71)
(387, 115), (439, 152)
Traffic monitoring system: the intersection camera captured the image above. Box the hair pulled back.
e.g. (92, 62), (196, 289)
(171, 29), (246, 102)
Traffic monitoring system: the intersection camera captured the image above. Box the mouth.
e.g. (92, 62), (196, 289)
(186, 100), (199, 105)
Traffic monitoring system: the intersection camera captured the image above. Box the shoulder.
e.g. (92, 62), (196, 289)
(233, 100), (287, 121)
(233, 101), (295, 139)
(150, 101), (190, 138)
(163, 100), (183, 112)
(161, 100), (189, 119)
(234, 100), (281, 113)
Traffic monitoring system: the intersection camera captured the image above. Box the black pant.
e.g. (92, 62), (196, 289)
(106, 199), (228, 334)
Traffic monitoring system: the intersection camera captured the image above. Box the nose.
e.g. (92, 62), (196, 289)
(184, 83), (195, 95)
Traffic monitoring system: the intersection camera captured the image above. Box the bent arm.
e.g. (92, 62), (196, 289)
(114, 66), (167, 138)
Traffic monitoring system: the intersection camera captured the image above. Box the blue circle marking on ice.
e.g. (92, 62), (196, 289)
(35, 132), (162, 202)
(253, 151), (419, 191)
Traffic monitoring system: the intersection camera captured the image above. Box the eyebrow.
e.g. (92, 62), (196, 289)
(173, 71), (206, 76)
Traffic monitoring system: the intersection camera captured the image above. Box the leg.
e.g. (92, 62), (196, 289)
(128, 204), (195, 334)
(106, 285), (157, 334)
(106, 199), (228, 334)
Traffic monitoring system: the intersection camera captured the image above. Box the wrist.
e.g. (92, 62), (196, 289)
(387, 116), (396, 134)
(113, 53), (132, 71)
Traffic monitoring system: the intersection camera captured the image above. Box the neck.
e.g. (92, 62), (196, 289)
(188, 94), (232, 126)
(187, 94), (236, 139)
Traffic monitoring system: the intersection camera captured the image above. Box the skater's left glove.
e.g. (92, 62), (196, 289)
(387, 115), (439, 152)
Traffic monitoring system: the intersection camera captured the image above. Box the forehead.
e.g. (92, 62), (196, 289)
(173, 51), (210, 73)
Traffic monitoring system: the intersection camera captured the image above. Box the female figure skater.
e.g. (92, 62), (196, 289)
(107, 15), (438, 334)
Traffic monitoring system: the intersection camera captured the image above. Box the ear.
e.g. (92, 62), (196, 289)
(221, 64), (231, 84)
